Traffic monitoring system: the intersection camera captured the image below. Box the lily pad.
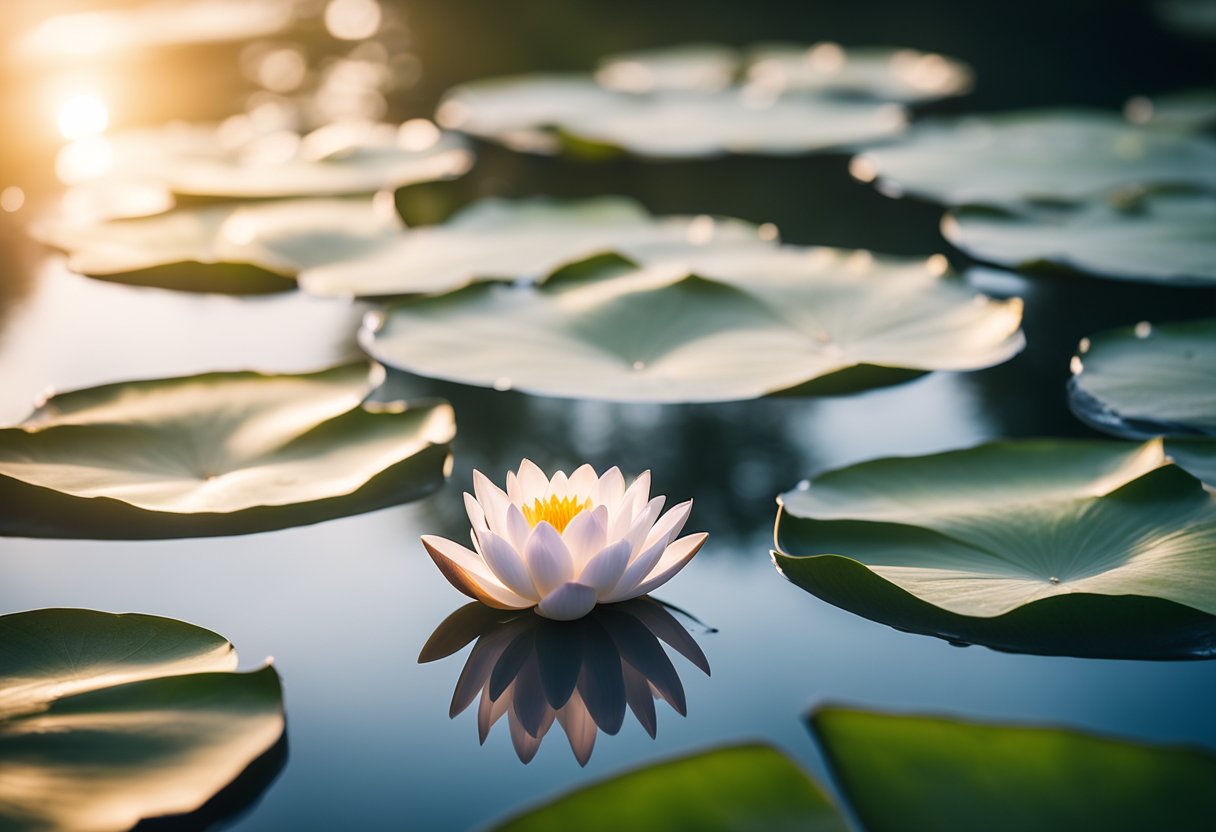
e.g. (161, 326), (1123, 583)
(438, 73), (906, 159)
(745, 42), (974, 103)
(0, 363), (455, 538)
(850, 110), (1216, 205)
(1069, 318), (1216, 438)
(1125, 89), (1216, 132)
(774, 439), (1216, 658)
(0, 608), (284, 832)
(300, 196), (773, 298)
(943, 193), (1216, 286)
(811, 707), (1216, 832)
(489, 744), (848, 831)
(362, 247), (1024, 403)
(33, 197), (403, 294)
(596, 44), (741, 93)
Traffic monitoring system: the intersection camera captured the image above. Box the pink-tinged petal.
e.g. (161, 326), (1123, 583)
(548, 470), (570, 498)
(505, 470), (519, 503)
(556, 692), (598, 766)
(609, 470), (651, 538)
(622, 532), (708, 600)
(603, 537), (666, 602)
(641, 500), (692, 552)
(473, 470), (512, 535)
(464, 492), (488, 533)
(623, 496), (666, 557)
(421, 535), (533, 610)
(562, 506), (607, 565)
(536, 582), (599, 621)
(481, 531), (540, 600)
(509, 711), (549, 764)
(516, 459), (549, 500)
(525, 522), (574, 595)
(596, 466), (625, 509)
(568, 464), (598, 499)
(478, 683), (511, 743)
(503, 504), (531, 552)
(578, 540), (632, 595)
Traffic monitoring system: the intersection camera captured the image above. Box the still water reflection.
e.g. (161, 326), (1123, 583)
(420, 599), (710, 766)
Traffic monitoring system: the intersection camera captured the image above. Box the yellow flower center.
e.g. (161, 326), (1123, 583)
(521, 495), (592, 533)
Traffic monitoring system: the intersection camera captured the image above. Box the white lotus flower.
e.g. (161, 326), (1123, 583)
(421, 460), (707, 620)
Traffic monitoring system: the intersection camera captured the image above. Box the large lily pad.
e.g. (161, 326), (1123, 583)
(774, 439), (1216, 658)
(943, 193), (1216, 286)
(300, 196), (773, 298)
(438, 73), (906, 159)
(745, 43), (974, 102)
(1069, 319), (1216, 438)
(812, 707), (1216, 832)
(850, 110), (1216, 205)
(1125, 89), (1216, 132)
(362, 247), (1024, 403)
(596, 44), (741, 93)
(33, 197), (403, 294)
(0, 608), (284, 832)
(0, 363), (455, 538)
(490, 744), (848, 832)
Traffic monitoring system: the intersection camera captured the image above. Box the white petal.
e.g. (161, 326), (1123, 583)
(505, 470), (519, 503)
(536, 582), (599, 621)
(562, 506), (607, 565)
(568, 464), (598, 499)
(641, 500), (692, 553)
(503, 503), (531, 551)
(464, 492), (488, 533)
(610, 470), (651, 539)
(621, 532), (708, 601)
(548, 470), (570, 498)
(481, 531), (540, 600)
(473, 470), (511, 535)
(604, 537), (666, 602)
(596, 466), (625, 509)
(624, 496), (666, 557)
(516, 459), (549, 501)
(525, 521), (574, 595)
(421, 535), (533, 609)
(556, 691), (597, 767)
(578, 540), (632, 595)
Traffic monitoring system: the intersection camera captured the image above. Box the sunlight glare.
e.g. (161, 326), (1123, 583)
(57, 94), (110, 141)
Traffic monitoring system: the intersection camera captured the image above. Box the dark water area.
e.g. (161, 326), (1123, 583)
(1, 0), (1215, 829)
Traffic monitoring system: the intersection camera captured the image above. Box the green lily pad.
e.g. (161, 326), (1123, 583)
(0, 363), (455, 538)
(33, 197), (403, 295)
(438, 73), (906, 159)
(943, 193), (1216, 286)
(300, 196), (773, 298)
(362, 247), (1024, 403)
(774, 438), (1216, 658)
(0, 608), (284, 832)
(745, 42), (973, 102)
(851, 110), (1216, 205)
(811, 707), (1216, 832)
(1125, 89), (1216, 132)
(489, 744), (849, 832)
(1070, 318), (1216, 438)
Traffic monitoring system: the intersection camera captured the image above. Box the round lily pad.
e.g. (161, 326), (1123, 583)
(1125, 89), (1216, 132)
(0, 608), (284, 832)
(33, 197), (403, 294)
(362, 247), (1024, 403)
(851, 110), (1216, 205)
(438, 73), (906, 159)
(300, 196), (774, 298)
(943, 193), (1216, 286)
(0, 363), (455, 538)
(596, 44), (741, 93)
(774, 438), (1216, 658)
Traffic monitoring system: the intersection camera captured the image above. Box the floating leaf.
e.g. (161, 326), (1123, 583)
(596, 44), (741, 93)
(362, 247), (1024, 403)
(1125, 89), (1216, 132)
(489, 744), (848, 831)
(0, 363), (455, 538)
(301, 196), (772, 298)
(1167, 439), (1216, 490)
(812, 707), (1216, 832)
(33, 198), (402, 294)
(438, 73), (906, 159)
(745, 42), (973, 103)
(851, 111), (1216, 205)
(943, 193), (1216, 286)
(1070, 319), (1216, 438)
(0, 608), (284, 832)
(774, 439), (1216, 658)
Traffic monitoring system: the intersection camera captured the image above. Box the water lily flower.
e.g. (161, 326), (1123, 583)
(421, 461), (707, 620)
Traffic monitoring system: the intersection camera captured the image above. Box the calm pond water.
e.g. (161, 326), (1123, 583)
(1, 1), (1215, 829)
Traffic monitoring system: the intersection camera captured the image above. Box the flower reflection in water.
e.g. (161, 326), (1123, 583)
(419, 598), (710, 765)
